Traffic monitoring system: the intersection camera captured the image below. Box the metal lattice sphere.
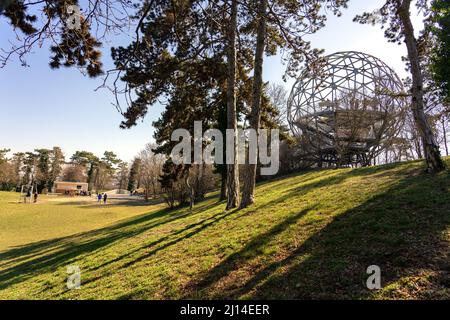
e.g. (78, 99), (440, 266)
(287, 51), (406, 166)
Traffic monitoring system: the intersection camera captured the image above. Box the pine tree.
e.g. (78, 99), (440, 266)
(49, 147), (65, 191)
(0, 0), (133, 76)
(159, 158), (185, 209)
(35, 149), (51, 193)
(71, 151), (100, 191)
(128, 157), (142, 192)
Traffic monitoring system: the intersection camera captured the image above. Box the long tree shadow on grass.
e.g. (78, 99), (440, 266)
(97, 168), (367, 274)
(185, 165), (449, 299)
(87, 206), (245, 273)
(252, 169), (450, 299)
(0, 199), (220, 290)
(86, 169), (350, 278)
(1, 160), (440, 297)
(230, 170), (449, 298)
(110, 164), (418, 299)
(183, 206), (316, 298)
(54, 193), (220, 209)
(0, 169), (346, 293)
(54, 199), (163, 208)
(91, 169), (363, 299)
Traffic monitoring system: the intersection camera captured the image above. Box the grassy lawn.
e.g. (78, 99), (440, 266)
(0, 158), (449, 299)
(0, 193), (166, 249)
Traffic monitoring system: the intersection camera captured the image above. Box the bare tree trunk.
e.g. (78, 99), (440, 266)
(414, 136), (423, 159)
(226, 0), (240, 209)
(220, 169), (227, 201)
(398, 0), (445, 172)
(240, 0), (267, 209)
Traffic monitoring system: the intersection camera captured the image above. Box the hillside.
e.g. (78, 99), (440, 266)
(0, 158), (449, 299)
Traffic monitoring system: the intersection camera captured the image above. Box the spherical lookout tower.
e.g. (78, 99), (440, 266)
(287, 51), (405, 167)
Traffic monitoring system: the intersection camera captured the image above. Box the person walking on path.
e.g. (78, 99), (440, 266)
(97, 193), (102, 203)
(103, 193), (108, 204)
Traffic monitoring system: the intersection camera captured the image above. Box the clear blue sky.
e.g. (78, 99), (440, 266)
(0, 0), (422, 162)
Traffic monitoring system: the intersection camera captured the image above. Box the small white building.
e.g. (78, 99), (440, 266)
(53, 182), (89, 195)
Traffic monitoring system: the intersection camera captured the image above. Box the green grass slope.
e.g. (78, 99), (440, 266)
(0, 158), (449, 300)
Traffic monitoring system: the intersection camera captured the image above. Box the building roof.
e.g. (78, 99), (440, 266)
(54, 181), (89, 185)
